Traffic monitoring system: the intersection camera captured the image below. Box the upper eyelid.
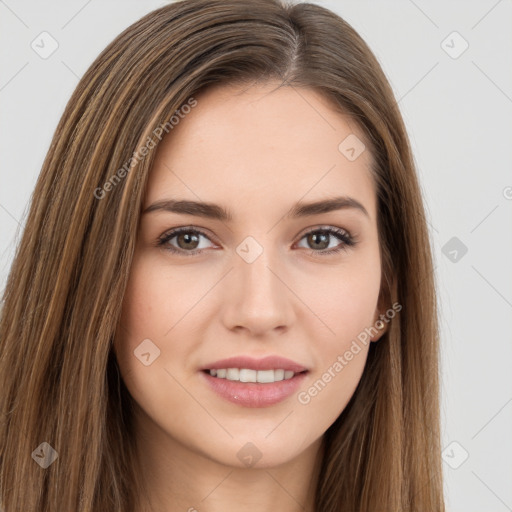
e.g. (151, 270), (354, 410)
(161, 226), (219, 245)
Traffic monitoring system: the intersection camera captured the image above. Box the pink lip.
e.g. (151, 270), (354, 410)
(201, 355), (308, 373)
(199, 370), (308, 408)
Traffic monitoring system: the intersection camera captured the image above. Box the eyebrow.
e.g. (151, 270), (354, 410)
(142, 196), (369, 221)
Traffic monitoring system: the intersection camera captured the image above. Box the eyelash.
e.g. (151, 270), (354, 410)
(156, 226), (357, 257)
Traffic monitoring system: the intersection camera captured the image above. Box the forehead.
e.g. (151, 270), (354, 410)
(146, 81), (377, 222)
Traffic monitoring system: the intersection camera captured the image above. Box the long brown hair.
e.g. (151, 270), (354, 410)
(0, 0), (445, 510)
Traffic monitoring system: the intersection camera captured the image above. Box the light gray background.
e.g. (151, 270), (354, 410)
(1, 1), (511, 510)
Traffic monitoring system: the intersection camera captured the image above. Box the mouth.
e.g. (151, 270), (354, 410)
(200, 368), (309, 408)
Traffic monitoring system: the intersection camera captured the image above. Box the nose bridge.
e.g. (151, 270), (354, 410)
(223, 234), (293, 333)
(238, 238), (277, 297)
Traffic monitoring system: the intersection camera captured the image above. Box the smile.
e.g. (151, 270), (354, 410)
(200, 369), (309, 408)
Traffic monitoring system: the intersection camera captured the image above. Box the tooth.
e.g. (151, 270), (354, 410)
(226, 368), (239, 380)
(256, 369), (275, 383)
(211, 368), (296, 382)
(239, 369), (257, 382)
(273, 369), (284, 381)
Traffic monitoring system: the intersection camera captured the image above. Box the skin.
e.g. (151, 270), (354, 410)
(113, 80), (388, 512)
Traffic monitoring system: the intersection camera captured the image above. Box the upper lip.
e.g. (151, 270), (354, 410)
(201, 355), (308, 373)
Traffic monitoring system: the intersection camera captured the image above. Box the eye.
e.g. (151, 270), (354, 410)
(157, 227), (216, 256)
(295, 226), (356, 256)
(156, 225), (357, 257)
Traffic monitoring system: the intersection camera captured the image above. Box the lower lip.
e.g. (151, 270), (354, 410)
(200, 370), (308, 408)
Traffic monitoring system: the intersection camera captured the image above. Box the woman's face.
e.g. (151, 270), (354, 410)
(114, 81), (387, 469)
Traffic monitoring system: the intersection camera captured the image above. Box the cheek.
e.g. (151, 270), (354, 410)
(117, 250), (207, 344)
(292, 249), (380, 425)
(113, 251), (209, 403)
(297, 249), (381, 341)
(297, 344), (368, 438)
(296, 282), (376, 433)
(113, 255), (171, 391)
(113, 261), (188, 432)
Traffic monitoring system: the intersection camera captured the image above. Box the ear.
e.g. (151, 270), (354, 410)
(370, 265), (401, 342)
(370, 296), (390, 342)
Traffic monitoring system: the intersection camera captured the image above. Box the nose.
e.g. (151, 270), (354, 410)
(221, 243), (295, 337)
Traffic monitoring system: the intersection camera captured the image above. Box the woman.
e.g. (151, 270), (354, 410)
(0, 0), (445, 510)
